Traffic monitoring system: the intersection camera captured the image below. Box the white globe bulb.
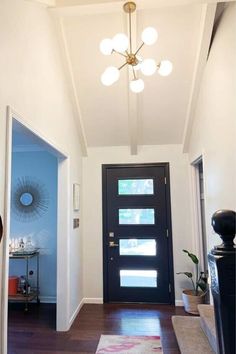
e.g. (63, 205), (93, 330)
(101, 72), (112, 86)
(141, 27), (158, 46)
(100, 38), (113, 55)
(140, 58), (157, 76)
(101, 66), (120, 86)
(158, 60), (173, 76)
(130, 78), (144, 93)
(112, 33), (129, 53)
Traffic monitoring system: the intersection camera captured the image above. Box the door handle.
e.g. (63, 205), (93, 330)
(109, 241), (119, 248)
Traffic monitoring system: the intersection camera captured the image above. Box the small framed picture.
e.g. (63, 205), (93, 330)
(73, 183), (80, 211)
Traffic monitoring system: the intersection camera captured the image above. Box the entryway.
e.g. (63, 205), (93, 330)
(102, 163), (174, 304)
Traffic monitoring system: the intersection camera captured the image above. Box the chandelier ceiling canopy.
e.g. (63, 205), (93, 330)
(100, 1), (173, 93)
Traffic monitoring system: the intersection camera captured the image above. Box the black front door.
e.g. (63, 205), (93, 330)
(102, 163), (174, 304)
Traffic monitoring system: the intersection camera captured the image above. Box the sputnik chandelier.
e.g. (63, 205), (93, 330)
(100, 1), (173, 93)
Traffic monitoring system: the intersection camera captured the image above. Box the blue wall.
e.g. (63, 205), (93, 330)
(9, 151), (58, 302)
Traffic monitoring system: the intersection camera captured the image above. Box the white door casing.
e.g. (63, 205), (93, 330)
(1, 106), (71, 354)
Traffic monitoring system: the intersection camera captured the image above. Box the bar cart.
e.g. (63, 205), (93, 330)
(8, 250), (40, 312)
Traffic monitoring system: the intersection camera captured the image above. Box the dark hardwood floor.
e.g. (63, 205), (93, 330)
(8, 302), (188, 354)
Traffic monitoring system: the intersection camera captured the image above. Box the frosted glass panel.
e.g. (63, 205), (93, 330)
(118, 179), (154, 195)
(120, 270), (157, 287)
(119, 239), (156, 256)
(119, 209), (155, 225)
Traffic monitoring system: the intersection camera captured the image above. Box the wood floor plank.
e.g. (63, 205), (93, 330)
(8, 302), (189, 353)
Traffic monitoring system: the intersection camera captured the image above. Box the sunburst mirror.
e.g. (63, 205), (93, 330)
(11, 176), (49, 222)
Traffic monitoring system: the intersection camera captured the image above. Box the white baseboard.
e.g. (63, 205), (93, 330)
(84, 297), (181, 306)
(175, 300), (184, 306)
(40, 297), (182, 306)
(69, 298), (85, 328)
(68, 298), (103, 328)
(39, 296), (56, 303)
(83, 297), (103, 304)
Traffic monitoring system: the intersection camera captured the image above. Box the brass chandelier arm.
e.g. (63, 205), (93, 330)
(134, 42), (145, 56)
(113, 49), (127, 58)
(118, 62), (128, 71)
(132, 66), (137, 80)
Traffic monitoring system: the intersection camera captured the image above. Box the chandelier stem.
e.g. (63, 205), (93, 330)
(118, 62), (128, 70)
(134, 42), (144, 56)
(129, 10), (132, 54)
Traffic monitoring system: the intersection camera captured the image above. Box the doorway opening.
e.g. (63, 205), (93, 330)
(9, 120), (58, 306)
(2, 107), (70, 354)
(192, 157), (208, 273)
(102, 163), (174, 304)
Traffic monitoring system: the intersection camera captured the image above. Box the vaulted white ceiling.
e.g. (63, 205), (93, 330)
(47, 0), (226, 155)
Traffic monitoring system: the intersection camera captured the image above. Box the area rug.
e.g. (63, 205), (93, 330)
(95, 335), (163, 353)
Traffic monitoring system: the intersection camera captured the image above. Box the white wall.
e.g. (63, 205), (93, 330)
(0, 0), (83, 341)
(82, 145), (194, 303)
(188, 3), (236, 251)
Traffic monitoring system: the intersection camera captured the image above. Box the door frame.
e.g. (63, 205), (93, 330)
(190, 155), (208, 270)
(102, 162), (175, 304)
(1, 106), (70, 354)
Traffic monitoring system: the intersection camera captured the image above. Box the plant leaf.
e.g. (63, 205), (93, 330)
(176, 272), (193, 278)
(183, 249), (199, 264)
(198, 281), (207, 292)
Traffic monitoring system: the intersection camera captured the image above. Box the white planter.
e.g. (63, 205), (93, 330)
(182, 289), (206, 315)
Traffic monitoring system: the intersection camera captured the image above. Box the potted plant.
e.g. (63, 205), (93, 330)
(177, 249), (208, 315)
